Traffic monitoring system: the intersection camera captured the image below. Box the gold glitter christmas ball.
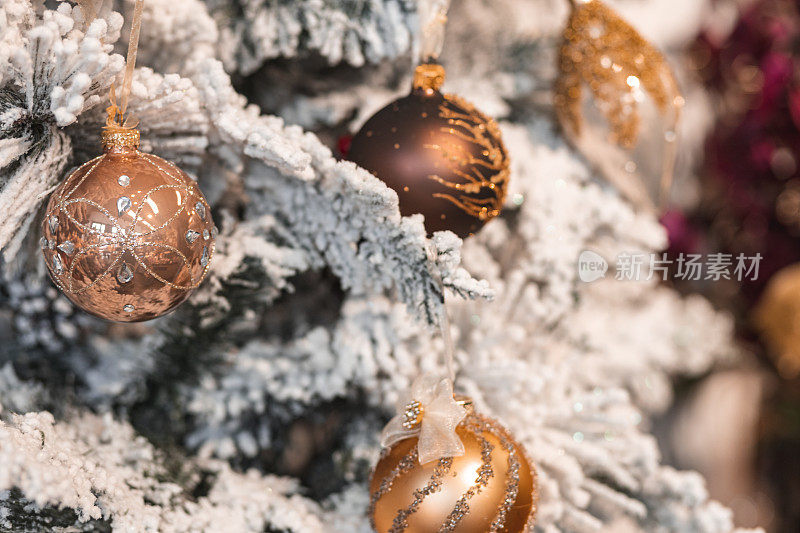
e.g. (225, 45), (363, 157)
(349, 64), (510, 239)
(40, 129), (215, 322)
(369, 410), (537, 533)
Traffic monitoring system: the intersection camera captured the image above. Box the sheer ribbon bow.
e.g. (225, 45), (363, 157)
(381, 374), (467, 465)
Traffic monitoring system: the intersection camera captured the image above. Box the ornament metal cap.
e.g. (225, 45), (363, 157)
(413, 63), (445, 93)
(102, 127), (140, 150)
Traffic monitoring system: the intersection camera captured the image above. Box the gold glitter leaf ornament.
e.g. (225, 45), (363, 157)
(554, 0), (684, 208)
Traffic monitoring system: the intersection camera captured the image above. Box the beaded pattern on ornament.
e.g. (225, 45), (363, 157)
(42, 153), (215, 297)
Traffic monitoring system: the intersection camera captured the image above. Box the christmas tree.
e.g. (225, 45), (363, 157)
(0, 0), (762, 531)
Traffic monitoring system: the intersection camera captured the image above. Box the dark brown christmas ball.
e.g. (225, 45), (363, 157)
(349, 64), (510, 238)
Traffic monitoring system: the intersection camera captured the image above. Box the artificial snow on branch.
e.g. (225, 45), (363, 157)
(0, 398), (328, 532)
(0, 1), (485, 322)
(205, 0), (417, 75)
(0, 2), (123, 259)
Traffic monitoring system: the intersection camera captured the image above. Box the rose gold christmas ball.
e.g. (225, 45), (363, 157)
(41, 129), (215, 322)
(369, 411), (537, 533)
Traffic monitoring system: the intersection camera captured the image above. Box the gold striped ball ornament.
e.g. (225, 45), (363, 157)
(369, 408), (537, 533)
(40, 128), (215, 322)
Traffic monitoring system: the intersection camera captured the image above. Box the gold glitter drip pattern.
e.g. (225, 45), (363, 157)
(369, 413), (538, 532)
(424, 94), (510, 221)
(554, 0), (682, 148)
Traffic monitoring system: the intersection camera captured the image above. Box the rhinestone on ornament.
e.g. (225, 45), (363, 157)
(195, 201), (206, 221)
(52, 254), (63, 275)
(117, 262), (133, 284)
(57, 241), (75, 255)
(203, 229), (210, 241)
(117, 196), (132, 217)
(117, 174), (130, 187)
(401, 399), (424, 430)
(123, 304), (135, 313)
(200, 246), (209, 267)
(185, 230), (200, 244)
(48, 215), (59, 234)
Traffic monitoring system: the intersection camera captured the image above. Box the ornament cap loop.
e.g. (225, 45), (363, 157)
(102, 128), (140, 150)
(413, 63), (446, 94)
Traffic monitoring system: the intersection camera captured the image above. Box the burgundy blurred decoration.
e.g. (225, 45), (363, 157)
(661, 209), (702, 256)
(692, 0), (800, 302)
(337, 134), (352, 159)
(689, 2), (800, 530)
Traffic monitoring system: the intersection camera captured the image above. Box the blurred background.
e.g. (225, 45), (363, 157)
(645, 0), (800, 530)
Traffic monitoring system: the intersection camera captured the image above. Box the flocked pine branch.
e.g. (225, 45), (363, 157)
(0, 2), (123, 261)
(0, 396), (328, 532)
(203, 0), (417, 75)
(130, 121), (750, 531)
